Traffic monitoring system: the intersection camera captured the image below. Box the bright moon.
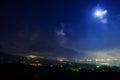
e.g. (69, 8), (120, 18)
(94, 9), (107, 18)
(94, 8), (108, 23)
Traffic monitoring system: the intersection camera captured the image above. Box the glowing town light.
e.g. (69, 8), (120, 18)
(29, 63), (43, 66)
(27, 55), (38, 58)
(58, 58), (65, 62)
(96, 65), (101, 68)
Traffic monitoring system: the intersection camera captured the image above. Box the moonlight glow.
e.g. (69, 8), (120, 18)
(94, 8), (108, 23)
(94, 9), (107, 18)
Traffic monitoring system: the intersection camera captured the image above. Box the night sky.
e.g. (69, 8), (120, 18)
(0, 0), (120, 58)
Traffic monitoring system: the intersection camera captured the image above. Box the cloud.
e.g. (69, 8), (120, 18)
(101, 18), (107, 23)
(84, 48), (120, 59)
(55, 23), (67, 46)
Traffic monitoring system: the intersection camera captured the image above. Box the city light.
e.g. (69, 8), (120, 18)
(27, 55), (38, 58)
(96, 65), (101, 68)
(29, 63), (43, 66)
(58, 58), (65, 62)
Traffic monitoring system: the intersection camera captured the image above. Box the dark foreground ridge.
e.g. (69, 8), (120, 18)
(0, 63), (120, 80)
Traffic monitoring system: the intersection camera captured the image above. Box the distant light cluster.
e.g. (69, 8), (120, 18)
(27, 55), (38, 58)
